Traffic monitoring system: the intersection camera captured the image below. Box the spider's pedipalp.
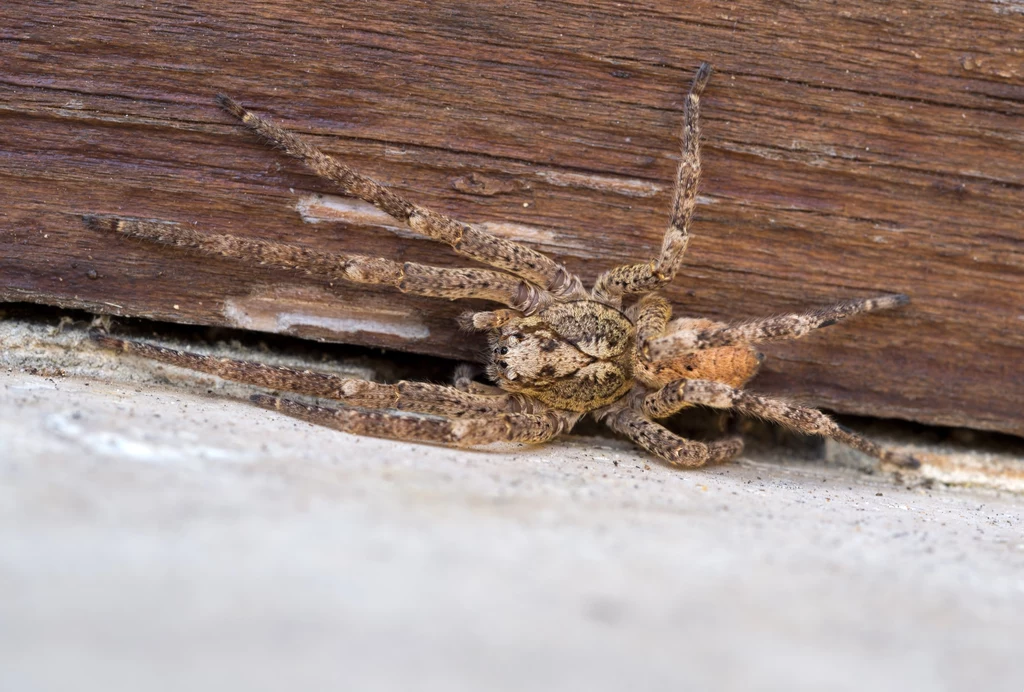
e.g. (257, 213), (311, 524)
(453, 364), (508, 397)
(457, 309), (522, 332)
(85, 215), (546, 312)
(592, 62), (712, 302)
(643, 378), (920, 468)
(216, 95), (585, 299)
(252, 393), (581, 447)
(597, 403), (742, 467)
(647, 294), (909, 360)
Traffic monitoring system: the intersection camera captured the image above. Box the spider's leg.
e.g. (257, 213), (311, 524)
(457, 308), (527, 332)
(453, 363), (506, 396)
(85, 216), (547, 313)
(251, 394), (581, 448)
(596, 402), (743, 467)
(593, 63), (711, 303)
(642, 378), (920, 468)
(631, 294), (673, 344)
(92, 333), (531, 417)
(647, 294), (908, 360)
(629, 293), (673, 361)
(216, 95), (584, 299)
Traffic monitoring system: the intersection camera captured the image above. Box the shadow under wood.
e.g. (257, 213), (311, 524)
(2, 303), (1021, 493)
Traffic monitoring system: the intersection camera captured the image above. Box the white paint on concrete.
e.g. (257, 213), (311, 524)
(44, 410), (255, 465)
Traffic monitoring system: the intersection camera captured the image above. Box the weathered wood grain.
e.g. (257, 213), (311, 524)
(1, 1), (1022, 435)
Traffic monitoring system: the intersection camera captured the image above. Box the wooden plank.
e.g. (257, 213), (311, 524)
(1, 0), (1022, 435)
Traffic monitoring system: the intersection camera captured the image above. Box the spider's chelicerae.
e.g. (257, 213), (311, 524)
(85, 63), (918, 469)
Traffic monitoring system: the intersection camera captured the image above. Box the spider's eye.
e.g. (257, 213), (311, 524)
(498, 360), (508, 368)
(499, 346), (509, 355)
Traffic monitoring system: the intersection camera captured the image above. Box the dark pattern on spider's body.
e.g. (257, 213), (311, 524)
(85, 63), (918, 469)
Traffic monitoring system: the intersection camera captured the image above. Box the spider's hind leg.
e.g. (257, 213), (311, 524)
(647, 294), (909, 360)
(597, 402), (743, 468)
(641, 377), (920, 468)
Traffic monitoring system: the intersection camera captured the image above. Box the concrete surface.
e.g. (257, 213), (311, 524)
(2, 369), (1024, 692)
(1, 319), (1023, 691)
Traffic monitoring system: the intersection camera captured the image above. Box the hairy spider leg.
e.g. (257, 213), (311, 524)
(647, 294), (909, 360)
(640, 377), (920, 468)
(84, 215), (547, 313)
(597, 402), (744, 467)
(216, 94), (585, 300)
(251, 393), (581, 447)
(592, 62), (711, 302)
(91, 331), (533, 418)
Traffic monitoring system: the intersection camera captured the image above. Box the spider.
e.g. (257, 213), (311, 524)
(84, 63), (918, 469)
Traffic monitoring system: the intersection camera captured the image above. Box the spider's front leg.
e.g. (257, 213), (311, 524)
(251, 394), (581, 449)
(91, 332), (532, 418)
(597, 402), (743, 468)
(216, 95), (584, 299)
(642, 378), (920, 468)
(85, 216), (548, 314)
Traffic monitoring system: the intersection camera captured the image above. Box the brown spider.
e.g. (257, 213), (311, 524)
(84, 63), (918, 469)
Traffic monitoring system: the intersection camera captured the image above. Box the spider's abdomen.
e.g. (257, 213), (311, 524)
(647, 346), (762, 390)
(636, 317), (763, 391)
(488, 301), (636, 412)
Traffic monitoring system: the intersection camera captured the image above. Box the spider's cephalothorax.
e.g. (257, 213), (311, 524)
(482, 301), (638, 411)
(85, 63), (918, 469)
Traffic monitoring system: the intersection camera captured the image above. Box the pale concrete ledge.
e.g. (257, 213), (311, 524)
(2, 319), (1023, 691)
